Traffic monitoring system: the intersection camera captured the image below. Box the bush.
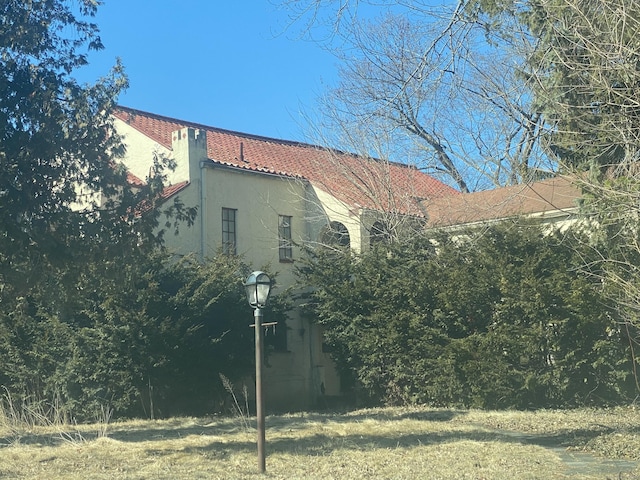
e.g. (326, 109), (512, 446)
(298, 221), (637, 409)
(0, 253), (289, 420)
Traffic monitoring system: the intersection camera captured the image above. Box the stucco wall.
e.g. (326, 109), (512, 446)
(198, 166), (340, 408)
(311, 186), (364, 252)
(114, 118), (177, 184)
(116, 121), (341, 410)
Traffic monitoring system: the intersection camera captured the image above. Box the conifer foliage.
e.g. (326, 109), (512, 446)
(0, 1), (260, 419)
(298, 223), (635, 409)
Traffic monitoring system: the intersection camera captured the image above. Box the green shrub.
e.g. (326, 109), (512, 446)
(0, 253), (288, 420)
(298, 221), (636, 409)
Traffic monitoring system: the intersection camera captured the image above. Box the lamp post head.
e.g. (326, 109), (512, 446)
(244, 271), (272, 309)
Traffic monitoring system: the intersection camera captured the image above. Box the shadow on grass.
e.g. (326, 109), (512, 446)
(90, 408), (466, 444)
(330, 408), (465, 423)
(124, 410), (637, 460)
(148, 427), (640, 479)
(138, 425), (630, 460)
(2, 409), (639, 463)
(490, 427), (613, 449)
(139, 429), (498, 461)
(0, 416), (249, 447)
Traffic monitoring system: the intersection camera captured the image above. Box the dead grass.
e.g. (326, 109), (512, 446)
(0, 406), (639, 479)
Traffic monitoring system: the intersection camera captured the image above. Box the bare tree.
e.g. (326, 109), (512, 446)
(502, 0), (640, 379)
(280, 0), (553, 192)
(285, 135), (457, 251)
(281, 0), (640, 387)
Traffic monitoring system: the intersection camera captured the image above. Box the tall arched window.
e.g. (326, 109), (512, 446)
(321, 221), (350, 249)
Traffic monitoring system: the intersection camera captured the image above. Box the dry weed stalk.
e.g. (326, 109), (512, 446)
(0, 387), (113, 445)
(219, 373), (251, 430)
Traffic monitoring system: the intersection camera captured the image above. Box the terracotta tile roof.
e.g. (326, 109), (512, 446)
(114, 106), (459, 216)
(160, 180), (189, 200)
(127, 172), (145, 187)
(424, 176), (581, 227)
(134, 180), (190, 216)
(126, 170), (188, 201)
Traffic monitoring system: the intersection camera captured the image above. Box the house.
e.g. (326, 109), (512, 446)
(113, 106), (459, 410)
(113, 107), (585, 410)
(423, 175), (582, 230)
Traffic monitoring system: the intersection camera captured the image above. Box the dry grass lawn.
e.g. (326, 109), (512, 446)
(1, 406), (639, 479)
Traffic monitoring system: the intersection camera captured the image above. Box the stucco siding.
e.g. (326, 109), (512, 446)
(115, 118), (176, 183)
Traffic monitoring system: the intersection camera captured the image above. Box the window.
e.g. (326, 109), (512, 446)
(322, 221), (350, 249)
(370, 221), (390, 246)
(278, 215), (293, 262)
(222, 208), (237, 255)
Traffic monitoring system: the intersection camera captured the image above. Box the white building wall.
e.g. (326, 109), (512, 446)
(114, 119), (177, 184)
(198, 166), (341, 409)
(311, 187), (364, 252)
(116, 122), (342, 410)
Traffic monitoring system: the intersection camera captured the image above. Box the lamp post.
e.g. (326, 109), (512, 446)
(244, 271), (272, 474)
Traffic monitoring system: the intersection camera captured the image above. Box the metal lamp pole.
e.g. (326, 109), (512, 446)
(254, 305), (266, 473)
(244, 271), (272, 474)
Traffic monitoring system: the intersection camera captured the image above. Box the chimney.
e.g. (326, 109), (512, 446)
(171, 127), (208, 182)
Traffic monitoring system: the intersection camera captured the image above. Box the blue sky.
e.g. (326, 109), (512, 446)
(77, 1), (337, 142)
